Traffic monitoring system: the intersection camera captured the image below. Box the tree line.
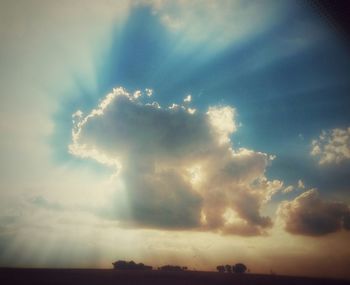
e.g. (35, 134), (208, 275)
(112, 260), (152, 270)
(112, 260), (248, 273)
(112, 260), (188, 271)
(216, 263), (247, 273)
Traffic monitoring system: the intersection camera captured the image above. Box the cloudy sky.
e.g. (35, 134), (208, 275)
(1, 0), (350, 279)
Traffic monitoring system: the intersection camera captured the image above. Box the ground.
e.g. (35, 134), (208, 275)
(1, 269), (350, 285)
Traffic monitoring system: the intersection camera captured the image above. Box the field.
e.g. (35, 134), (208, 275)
(1, 268), (350, 285)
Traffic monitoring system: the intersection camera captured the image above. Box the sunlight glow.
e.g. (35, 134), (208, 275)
(223, 208), (246, 226)
(187, 165), (203, 186)
(207, 106), (237, 144)
(68, 87), (132, 174)
(2, 0), (350, 279)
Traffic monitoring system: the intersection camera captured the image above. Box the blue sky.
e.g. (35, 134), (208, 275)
(1, 0), (350, 278)
(53, 2), (350, 194)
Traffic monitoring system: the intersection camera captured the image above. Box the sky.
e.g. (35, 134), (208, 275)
(1, 0), (350, 279)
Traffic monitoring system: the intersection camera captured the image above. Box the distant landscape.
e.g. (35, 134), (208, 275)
(1, 268), (350, 285)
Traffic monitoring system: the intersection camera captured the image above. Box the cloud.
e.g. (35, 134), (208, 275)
(142, 0), (289, 53)
(145, 88), (153, 97)
(28, 196), (65, 212)
(283, 186), (294, 194)
(109, 170), (202, 229)
(207, 106), (237, 145)
(184, 95), (191, 103)
(311, 127), (350, 165)
(70, 87), (282, 235)
(298, 179), (305, 189)
(282, 180), (305, 194)
(277, 189), (350, 236)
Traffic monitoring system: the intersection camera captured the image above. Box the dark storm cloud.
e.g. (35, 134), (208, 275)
(278, 189), (350, 236)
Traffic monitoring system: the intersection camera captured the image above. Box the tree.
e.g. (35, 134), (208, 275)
(216, 265), (225, 273)
(112, 260), (152, 270)
(225, 264), (232, 273)
(159, 265), (183, 271)
(234, 263), (247, 274)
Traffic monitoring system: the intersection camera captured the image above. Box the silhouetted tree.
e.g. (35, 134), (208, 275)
(216, 265), (225, 273)
(112, 260), (127, 270)
(112, 260), (152, 270)
(225, 264), (232, 273)
(234, 263), (247, 274)
(159, 265), (184, 271)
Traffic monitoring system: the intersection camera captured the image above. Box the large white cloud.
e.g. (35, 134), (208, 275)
(70, 87), (282, 235)
(311, 127), (350, 165)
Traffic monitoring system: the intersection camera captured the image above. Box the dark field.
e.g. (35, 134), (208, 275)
(1, 268), (350, 285)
